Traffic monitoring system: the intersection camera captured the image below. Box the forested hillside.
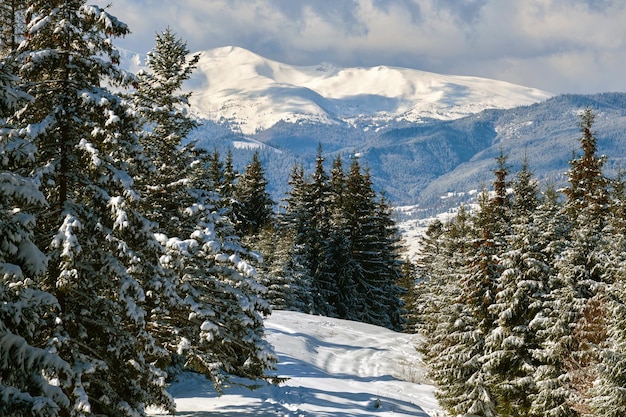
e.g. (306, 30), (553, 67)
(0, 2), (406, 416)
(409, 109), (626, 416)
(0, 4), (276, 416)
(189, 92), (626, 210)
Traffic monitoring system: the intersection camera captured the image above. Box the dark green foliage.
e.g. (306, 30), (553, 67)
(232, 151), (275, 236)
(1, 9), (278, 415)
(0, 56), (71, 417)
(131, 30), (277, 391)
(11, 2), (174, 415)
(277, 148), (405, 330)
(416, 109), (626, 417)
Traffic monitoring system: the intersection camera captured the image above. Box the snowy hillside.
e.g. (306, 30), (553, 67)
(184, 46), (552, 134)
(148, 310), (441, 417)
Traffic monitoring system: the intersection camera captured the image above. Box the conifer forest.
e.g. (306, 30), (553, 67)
(2, 2), (626, 417)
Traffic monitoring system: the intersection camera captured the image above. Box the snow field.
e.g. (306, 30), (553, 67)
(148, 310), (441, 416)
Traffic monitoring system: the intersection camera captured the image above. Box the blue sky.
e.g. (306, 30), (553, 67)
(109, 0), (626, 94)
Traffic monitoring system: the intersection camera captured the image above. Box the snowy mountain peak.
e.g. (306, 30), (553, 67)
(183, 46), (553, 134)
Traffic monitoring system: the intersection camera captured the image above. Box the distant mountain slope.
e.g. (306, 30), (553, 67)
(413, 93), (626, 207)
(191, 93), (626, 210)
(185, 46), (552, 134)
(121, 47), (626, 210)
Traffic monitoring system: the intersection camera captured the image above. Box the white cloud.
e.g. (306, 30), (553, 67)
(109, 0), (626, 94)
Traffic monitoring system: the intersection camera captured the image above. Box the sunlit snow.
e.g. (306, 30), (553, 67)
(148, 310), (441, 417)
(184, 46), (552, 135)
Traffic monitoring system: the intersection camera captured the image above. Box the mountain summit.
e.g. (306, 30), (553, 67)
(184, 46), (553, 134)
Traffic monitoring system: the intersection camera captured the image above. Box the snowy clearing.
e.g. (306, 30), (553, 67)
(148, 310), (441, 416)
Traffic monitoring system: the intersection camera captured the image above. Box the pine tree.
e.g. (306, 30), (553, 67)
(133, 27), (199, 234)
(0, 0), (27, 55)
(132, 29), (277, 389)
(15, 2), (172, 414)
(278, 164), (316, 312)
(482, 163), (545, 416)
(157, 159), (277, 387)
(0, 56), (71, 417)
(559, 108), (610, 414)
(343, 158), (403, 330)
(254, 226), (313, 312)
(306, 147), (337, 315)
(222, 148), (238, 202)
(322, 154), (359, 319)
(529, 109), (611, 417)
(418, 205), (485, 416)
(425, 154), (512, 416)
(398, 257), (420, 332)
(232, 151), (274, 237)
(441, 189), (502, 417)
(587, 166), (626, 416)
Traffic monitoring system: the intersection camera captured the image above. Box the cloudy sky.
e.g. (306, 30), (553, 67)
(108, 0), (626, 94)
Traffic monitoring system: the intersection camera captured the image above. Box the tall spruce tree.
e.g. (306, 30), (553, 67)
(132, 29), (276, 389)
(15, 2), (172, 414)
(305, 147), (337, 315)
(278, 164), (317, 311)
(323, 154), (359, 319)
(0, 57), (71, 417)
(483, 162), (545, 416)
(589, 173), (626, 416)
(343, 158), (403, 330)
(417, 204), (481, 415)
(544, 108), (610, 415)
(133, 27), (199, 233)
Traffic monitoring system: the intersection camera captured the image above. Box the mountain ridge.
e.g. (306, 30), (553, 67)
(120, 47), (626, 210)
(183, 46), (553, 134)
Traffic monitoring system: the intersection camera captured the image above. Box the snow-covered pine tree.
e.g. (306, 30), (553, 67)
(416, 205), (481, 414)
(343, 157), (404, 330)
(519, 184), (575, 417)
(232, 151), (274, 237)
(132, 29), (277, 389)
(586, 151), (626, 417)
(160, 158), (278, 387)
(253, 226), (313, 312)
(412, 218), (445, 334)
(0, 0), (27, 55)
(553, 108), (610, 414)
(433, 154), (512, 416)
(0, 55), (71, 417)
(482, 162), (545, 416)
(529, 109), (611, 417)
(132, 26), (199, 233)
(14, 2), (173, 415)
(440, 189), (503, 417)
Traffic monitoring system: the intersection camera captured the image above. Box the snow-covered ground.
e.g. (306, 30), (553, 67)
(148, 310), (441, 416)
(181, 46), (552, 134)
